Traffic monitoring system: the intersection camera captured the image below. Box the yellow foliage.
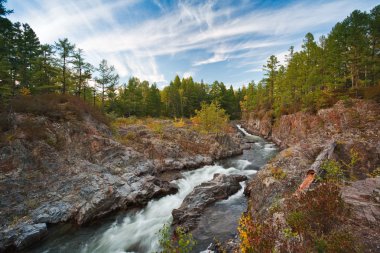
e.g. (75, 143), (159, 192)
(238, 212), (276, 253)
(191, 101), (229, 134)
(173, 118), (186, 128)
(112, 116), (141, 128)
(281, 148), (293, 158)
(270, 166), (287, 180)
(146, 120), (164, 134)
(238, 213), (254, 253)
(19, 87), (31, 96)
(369, 167), (380, 178)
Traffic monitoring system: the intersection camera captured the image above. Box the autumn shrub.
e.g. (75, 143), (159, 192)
(191, 101), (229, 134)
(238, 212), (277, 253)
(147, 120), (164, 135)
(363, 84), (380, 102)
(117, 132), (137, 145)
(368, 167), (380, 178)
(173, 118), (186, 128)
(287, 183), (347, 233)
(10, 94), (109, 125)
(112, 116), (140, 128)
(281, 183), (360, 252)
(19, 119), (47, 141)
(158, 224), (197, 253)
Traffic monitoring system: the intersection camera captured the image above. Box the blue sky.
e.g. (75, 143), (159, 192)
(7, 0), (378, 88)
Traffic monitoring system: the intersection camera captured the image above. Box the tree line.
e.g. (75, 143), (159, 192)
(1, 0), (379, 120)
(0, 0), (242, 119)
(241, 5), (379, 118)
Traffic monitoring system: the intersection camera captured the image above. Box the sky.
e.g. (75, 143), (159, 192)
(7, 0), (378, 88)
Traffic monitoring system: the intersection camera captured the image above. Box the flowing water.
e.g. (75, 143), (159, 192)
(28, 125), (278, 253)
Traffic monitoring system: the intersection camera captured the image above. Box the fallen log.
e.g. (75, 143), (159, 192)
(295, 141), (336, 195)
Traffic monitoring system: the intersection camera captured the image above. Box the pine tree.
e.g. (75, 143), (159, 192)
(72, 48), (92, 97)
(263, 55), (279, 109)
(54, 38), (75, 94)
(95, 59), (119, 110)
(32, 44), (59, 93)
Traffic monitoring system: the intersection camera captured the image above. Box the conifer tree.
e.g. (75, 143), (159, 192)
(54, 38), (75, 94)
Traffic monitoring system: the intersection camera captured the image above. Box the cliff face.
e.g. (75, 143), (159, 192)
(244, 99), (379, 149)
(242, 99), (380, 252)
(0, 108), (243, 251)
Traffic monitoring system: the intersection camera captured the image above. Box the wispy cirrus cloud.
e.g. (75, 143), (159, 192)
(8, 0), (378, 86)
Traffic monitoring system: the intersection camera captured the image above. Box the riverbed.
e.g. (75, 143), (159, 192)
(27, 126), (278, 253)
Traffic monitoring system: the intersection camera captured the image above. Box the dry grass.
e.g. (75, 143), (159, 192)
(9, 94), (110, 125)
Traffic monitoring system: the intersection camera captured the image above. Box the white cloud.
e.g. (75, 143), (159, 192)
(9, 0), (378, 85)
(193, 52), (227, 66)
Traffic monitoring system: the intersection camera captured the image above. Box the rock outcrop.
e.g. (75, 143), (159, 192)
(172, 173), (247, 232)
(241, 99), (380, 252)
(117, 123), (243, 172)
(341, 177), (380, 250)
(0, 109), (243, 251)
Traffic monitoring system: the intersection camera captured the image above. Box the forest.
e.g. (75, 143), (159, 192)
(0, 0), (379, 120)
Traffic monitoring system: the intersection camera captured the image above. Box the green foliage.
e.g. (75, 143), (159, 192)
(157, 224), (196, 253)
(54, 38), (75, 94)
(282, 227), (299, 240)
(286, 211), (307, 234)
(191, 101), (229, 134)
(95, 59), (119, 110)
(241, 5), (380, 119)
(320, 160), (345, 183)
(1, 3), (379, 122)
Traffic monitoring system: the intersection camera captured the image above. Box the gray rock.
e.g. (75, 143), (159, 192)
(172, 173), (247, 232)
(1, 114), (244, 251)
(0, 223), (47, 250)
(31, 202), (73, 224)
(15, 223), (47, 249)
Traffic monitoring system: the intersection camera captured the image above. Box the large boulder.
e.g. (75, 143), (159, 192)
(172, 173), (247, 232)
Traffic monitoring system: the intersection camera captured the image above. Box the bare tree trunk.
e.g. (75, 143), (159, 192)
(295, 141), (336, 196)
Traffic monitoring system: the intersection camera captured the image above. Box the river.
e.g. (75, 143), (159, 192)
(28, 125), (278, 253)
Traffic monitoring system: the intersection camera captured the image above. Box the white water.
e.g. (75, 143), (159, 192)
(80, 165), (257, 253)
(236, 124), (251, 136)
(33, 125), (278, 253)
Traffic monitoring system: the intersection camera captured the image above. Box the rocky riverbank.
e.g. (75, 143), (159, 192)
(0, 104), (244, 251)
(172, 173), (247, 232)
(240, 99), (380, 252)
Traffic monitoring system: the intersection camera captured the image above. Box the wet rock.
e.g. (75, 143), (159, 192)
(15, 223), (47, 249)
(0, 223), (47, 251)
(172, 174), (247, 232)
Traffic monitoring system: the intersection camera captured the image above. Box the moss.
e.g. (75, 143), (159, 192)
(270, 166), (287, 180)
